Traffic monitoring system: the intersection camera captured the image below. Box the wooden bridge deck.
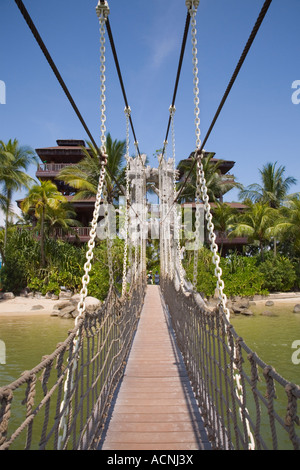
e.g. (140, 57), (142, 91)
(100, 285), (211, 451)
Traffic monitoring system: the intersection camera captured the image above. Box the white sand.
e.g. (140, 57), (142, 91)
(0, 296), (58, 317)
(1, 293), (300, 318)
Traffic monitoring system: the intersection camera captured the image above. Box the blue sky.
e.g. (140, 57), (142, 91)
(0, 0), (299, 222)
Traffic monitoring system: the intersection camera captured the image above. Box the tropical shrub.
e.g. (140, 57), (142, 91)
(259, 255), (297, 292)
(221, 255), (267, 297)
(185, 249), (268, 298)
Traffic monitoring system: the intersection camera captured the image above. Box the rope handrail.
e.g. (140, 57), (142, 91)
(0, 278), (146, 450)
(161, 276), (300, 450)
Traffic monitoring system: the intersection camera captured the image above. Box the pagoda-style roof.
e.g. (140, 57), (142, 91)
(178, 151), (235, 176)
(36, 139), (87, 164)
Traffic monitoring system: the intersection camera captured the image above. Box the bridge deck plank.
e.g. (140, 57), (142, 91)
(100, 285), (210, 451)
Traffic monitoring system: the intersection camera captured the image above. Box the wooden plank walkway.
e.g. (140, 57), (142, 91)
(99, 285), (211, 451)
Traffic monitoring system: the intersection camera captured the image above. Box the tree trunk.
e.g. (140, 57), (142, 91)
(3, 189), (12, 259)
(40, 208), (45, 267)
(273, 237), (277, 258)
(260, 240), (265, 262)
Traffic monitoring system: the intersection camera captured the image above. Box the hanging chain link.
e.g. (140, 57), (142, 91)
(187, 1), (202, 290)
(187, 0), (255, 449)
(169, 105), (184, 287)
(188, 0), (201, 150)
(103, 179), (114, 287)
(57, 155), (107, 449)
(121, 106), (131, 297)
(97, 3), (109, 153)
(58, 5), (111, 448)
(193, 159), (202, 290)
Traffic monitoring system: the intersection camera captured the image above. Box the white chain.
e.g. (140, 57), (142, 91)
(103, 179), (114, 286)
(169, 105), (184, 288)
(133, 147), (139, 281)
(198, 155), (255, 450)
(193, 159), (202, 290)
(57, 156), (107, 449)
(97, 4), (109, 154)
(121, 107), (131, 297)
(187, 0), (255, 449)
(188, 1), (201, 150)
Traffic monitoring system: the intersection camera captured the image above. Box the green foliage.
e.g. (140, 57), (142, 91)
(259, 255), (297, 292)
(88, 239), (125, 300)
(0, 228), (84, 294)
(185, 249), (268, 298)
(221, 255), (267, 297)
(185, 247), (217, 297)
(0, 228), (41, 293)
(0, 227), (129, 301)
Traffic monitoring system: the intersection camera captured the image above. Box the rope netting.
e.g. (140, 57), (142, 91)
(0, 279), (146, 450)
(158, 0), (299, 451)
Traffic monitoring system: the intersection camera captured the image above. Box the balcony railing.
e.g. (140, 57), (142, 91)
(54, 227), (90, 240)
(37, 163), (73, 173)
(17, 226), (91, 242)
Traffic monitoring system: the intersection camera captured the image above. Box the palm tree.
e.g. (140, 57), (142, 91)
(58, 134), (126, 204)
(229, 202), (277, 260)
(176, 152), (242, 203)
(0, 139), (37, 252)
(21, 180), (68, 266)
(239, 162), (297, 209)
(273, 196), (300, 255)
(211, 202), (238, 255)
(45, 204), (81, 238)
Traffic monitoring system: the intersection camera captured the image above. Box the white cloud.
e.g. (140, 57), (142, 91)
(151, 35), (178, 70)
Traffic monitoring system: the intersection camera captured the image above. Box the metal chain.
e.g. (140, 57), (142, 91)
(187, 1), (202, 290)
(103, 179), (114, 286)
(188, 0), (255, 449)
(198, 154), (255, 450)
(193, 159), (202, 290)
(97, 2), (109, 153)
(187, 0), (201, 150)
(57, 156), (107, 449)
(121, 107), (131, 297)
(169, 105), (184, 288)
(58, 5), (111, 448)
(133, 145), (139, 281)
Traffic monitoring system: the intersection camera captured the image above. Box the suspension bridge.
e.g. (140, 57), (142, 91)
(0, 0), (299, 451)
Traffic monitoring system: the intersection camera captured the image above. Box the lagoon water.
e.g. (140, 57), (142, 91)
(231, 302), (300, 386)
(0, 315), (71, 388)
(0, 305), (299, 449)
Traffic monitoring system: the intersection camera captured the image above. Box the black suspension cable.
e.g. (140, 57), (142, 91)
(106, 19), (141, 157)
(162, 11), (191, 157)
(99, 0), (141, 157)
(172, 0), (273, 207)
(14, 0), (132, 203)
(14, 0), (101, 156)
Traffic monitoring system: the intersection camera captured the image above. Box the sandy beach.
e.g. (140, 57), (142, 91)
(0, 296), (58, 317)
(1, 292), (300, 318)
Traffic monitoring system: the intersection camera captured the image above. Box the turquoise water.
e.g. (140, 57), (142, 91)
(230, 302), (300, 386)
(0, 315), (71, 388)
(0, 306), (299, 449)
